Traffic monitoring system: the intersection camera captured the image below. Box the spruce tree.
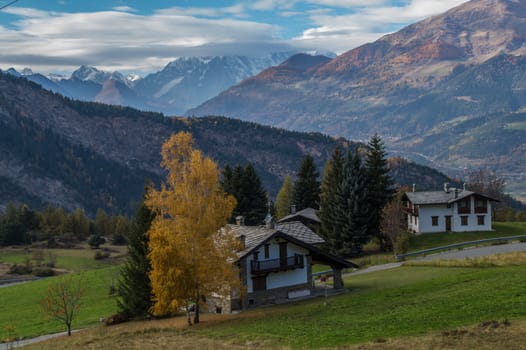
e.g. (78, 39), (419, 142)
(220, 165), (234, 195)
(221, 164), (268, 225)
(329, 151), (369, 257)
(365, 134), (394, 251)
(239, 164), (268, 225)
(275, 175), (293, 219)
(319, 147), (343, 242)
(117, 199), (155, 319)
(293, 155), (320, 210)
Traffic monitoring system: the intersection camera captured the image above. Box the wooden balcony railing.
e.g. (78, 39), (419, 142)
(251, 254), (304, 275)
(458, 207), (471, 214)
(474, 207), (488, 214)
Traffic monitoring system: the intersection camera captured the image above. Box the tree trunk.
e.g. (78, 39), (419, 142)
(185, 302), (193, 326)
(194, 302), (200, 324)
(67, 323), (71, 336)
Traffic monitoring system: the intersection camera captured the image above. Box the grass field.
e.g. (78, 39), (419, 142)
(407, 221), (526, 252)
(3, 222), (526, 348)
(22, 318), (526, 350)
(15, 258), (526, 349)
(0, 245), (126, 273)
(0, 267), (120, 341)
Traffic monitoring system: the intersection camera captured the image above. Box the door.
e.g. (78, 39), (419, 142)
(445, 216), (452, 231)
(279, 242), (287, 268)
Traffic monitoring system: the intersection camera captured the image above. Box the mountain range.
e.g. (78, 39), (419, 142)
(5, 52), (294, 116)
(188, 0), (526, 201)
(0, 72), (454, 215)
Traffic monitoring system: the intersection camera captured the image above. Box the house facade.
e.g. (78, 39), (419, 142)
(210, 220), (355, 313)
(404, 183), (498, 234)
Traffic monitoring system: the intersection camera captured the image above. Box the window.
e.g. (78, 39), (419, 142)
(461, 216), (468, 226)
(475, 198), (488, 213)
(264, 244), (270, 259)
(477, 215), (485, 226)
(431, 216), (439, 226)
(253, 251), (259, 261)
(458, 199), (471, 214)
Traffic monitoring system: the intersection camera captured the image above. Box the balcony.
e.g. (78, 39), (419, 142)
(458, 207), (471, 214)
(251, 254), (304, 275)
(474, 207), (488, 214)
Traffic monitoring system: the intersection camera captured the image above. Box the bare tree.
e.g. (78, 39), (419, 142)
(467, 168), (506, 216)
(380, 197), (408, 253)
(40, 275), (84, 336)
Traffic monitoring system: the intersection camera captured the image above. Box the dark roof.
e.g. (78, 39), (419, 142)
(278, 208), (320, 224)
(404, 189), (499, 205)
(229, 221), (356, 269)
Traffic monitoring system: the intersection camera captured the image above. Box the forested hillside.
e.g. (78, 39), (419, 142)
(0, 72), (460, 215)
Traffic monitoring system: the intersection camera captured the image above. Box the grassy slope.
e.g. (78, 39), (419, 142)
(408, 222), (526, 251)
(197, 265), (526, 348)
(0, 266), (119, 341)
(0, 246), (124, 273)
(18, 262), (526, 349)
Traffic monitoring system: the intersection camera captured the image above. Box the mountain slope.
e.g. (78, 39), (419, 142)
(188, 0), (526, 198)
(134, 53), (293, 115)
(0, 72), (456, 214)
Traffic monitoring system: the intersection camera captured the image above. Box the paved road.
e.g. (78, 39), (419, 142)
(346, 241), (526, 277)
(417, 241), (526, 261)
(0, 331), (77, 350)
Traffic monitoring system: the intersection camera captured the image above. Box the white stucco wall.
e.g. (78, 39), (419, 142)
(410, 196), (493, 234)
(417, 205), (453, 233)
(245, 239), (308, 293)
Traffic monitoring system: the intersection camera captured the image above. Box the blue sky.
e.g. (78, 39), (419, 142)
(0, 0), (468, 74)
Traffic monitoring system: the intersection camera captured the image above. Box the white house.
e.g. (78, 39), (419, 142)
(403, 183), (499, 234)
(211, 218), (355, 312)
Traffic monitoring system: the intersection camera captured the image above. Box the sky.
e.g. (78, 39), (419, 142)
(0, 0), (468, 75)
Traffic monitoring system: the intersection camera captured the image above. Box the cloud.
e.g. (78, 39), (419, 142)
(294, 0), (467, 53)
(0, 1), (469, 73)
(112, 6), (138, 13)
(0, 8), (290, 73)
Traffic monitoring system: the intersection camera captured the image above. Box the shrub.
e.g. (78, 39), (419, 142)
(94, 250), (110, 260)
(88, 234), (106, 249)
(111, 234), (127, 246)
(394, 232), (412, 254)
(32, 267), (55, 277)
(105, 313), (126, 326)
(8, 264), (32, 275)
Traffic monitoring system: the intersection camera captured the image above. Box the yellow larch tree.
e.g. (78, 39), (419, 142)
(146, 131), (239, 324)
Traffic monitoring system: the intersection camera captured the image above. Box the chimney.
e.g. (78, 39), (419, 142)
(444, 183), (450, 193)
(290, 204), (296, 214)
(264, 212), (275, 229)
(237, 234), (246, 249)
(454, 188), (459, 199)
(235, 216), (245, 226)
(412, 184), (416, 193)
(463, 183), (467, 191)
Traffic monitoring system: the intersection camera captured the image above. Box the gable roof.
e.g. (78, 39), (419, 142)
(228, 221), (356, 269)
(278, 207), (320, 224)
(404, 189), (499, 205)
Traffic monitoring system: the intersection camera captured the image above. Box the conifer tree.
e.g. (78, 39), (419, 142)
(275, 175), (293, 219)
(365, 134), (394, 251)
(238, 164), (268, 225)
(117, 197), (155, 319)
(319, 147), (343, 242)
(293, 155), (320, 210)
(329, 151), (369, 257)
(220, 165), (234, 195)
(221, 164), (268, 225)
